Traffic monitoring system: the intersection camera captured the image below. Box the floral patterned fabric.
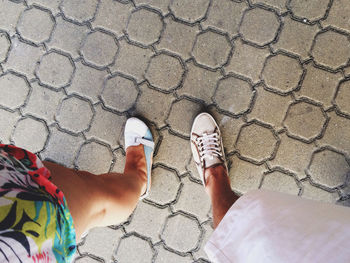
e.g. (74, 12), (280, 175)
(0, 144), (76, 262)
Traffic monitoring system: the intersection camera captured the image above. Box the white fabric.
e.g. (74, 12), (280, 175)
(205, 190), (350, 263)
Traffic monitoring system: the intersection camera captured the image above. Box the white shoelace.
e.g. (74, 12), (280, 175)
(196, 133), (222, 162)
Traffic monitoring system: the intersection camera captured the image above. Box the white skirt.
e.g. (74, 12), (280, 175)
(205, 190), (350, 263)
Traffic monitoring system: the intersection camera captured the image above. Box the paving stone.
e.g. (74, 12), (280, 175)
(289, 0), (329, 22)
(262, 54), (303, 94)
(127, 9), (163, 46)
(81, 31), (118, 68)
(61, 0), (98, 23)
(155, 246), (192, 263)
(67, 61), (107, 103)
(74, 256), (101, 263)
(248, 85), (293, 129)
(157, 17), (199, 60)
(295, 63), (343, 109)
(319, 112), (350, 156)
(322, 0), (350, 34)
(47, 16), (89, 59)
(134, 0), (171, 15)
(85, 104), (126, 148)
(0, 109), (20, 144)
(311, 31), (350, 70)
(194, 222), (213, 261)
(0, 72), (30, 110)
(126, 202), (169, 242)
(155, 130), (191, 173)
(268, 133), (315, 179)
(162, 214), (201, 253)
(309, 149), (349, 188)
(76, 142), (113, 174)
(335, 80), (350, 116)
(0, 0), (26, 35)
(229, 155), (266, 194)
(301, 180), (338, 203)
(26, 0), (61, 15)
(261, 171), (300, 195)
(80, 227), (123, 262)
(344, 66), (350, 77)
(17, 7), (54, 44)
(4, 37), (45, 79)
(0, 33), (11, 63)
(111, 39), (154, 82)
(147, 166), (181, 205)
(214, 76), (253, 114)
(41, 126), (84, 167)
(272, 16), (318, 60)
(284, 101), (326, 142)
(236, 123), (278, 163)
(116, 235), (153, 262)
(202, 0), (247, 36)
(250, 0), (287, 13)
(170, 0), (210, 23)
(145, 54), (184, 91)
(192, 31), (231, 69)
(186, 155), (202, 182)
(174, 177), (211, 222)
(37, 52), (74, 89)
(111, 149), (126, 173)
(225, 39), (270, 83)
(167, 99), (202, 137)
(240, 8), (280, 46)
(23, 82), (65, 124)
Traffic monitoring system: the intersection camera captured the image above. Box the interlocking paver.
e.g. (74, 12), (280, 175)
(284, 101), (327, 142)
(272, 16), (318, 60)
(155, 246), (192, 263)
(240, 8), (280, 46)
(61, 0), (98, 23)
(344, 66), (350, 77)
(37, 52), (74, 89)
(26, 0), (61, 15)
(289, 0), (329, 22)
(134, 0), (171, 15)
(0, 0), (25, 35)
(214, 76), (253, 115)
(0, 109), (20, 144)
(47, 16), (89, 59)
(74, 256), (101, 263)
(157, 17), (199, 60)
(250, 0), (288, 13)
(81, 31), (118, 68)
(308, 149), (349, 188)
(322, 0), (350, 34)
(311, 30), (350, 70)
(115, 235), (154, 262)
(335, 80), (350, 116)
(248, 85), (293, 129)
(192, 31), (231, 69)
(0, 72), (29, 110)
(12, 117), (48, 153)
(261, 171), (300, 195)
(0, 33), (11, 63)
(170, 0), (210, 23)
(295, 63), (343, 109)
(101, 75), (138, 112)
(301, 180), (339, 203)
(111, 149), (126, 173)
(225, 39), (270, 83)
(262, 54), (303, 94)
(127, 8), (163, 46)
(145, 54), (184, 91)
(195, 222), (213, 261)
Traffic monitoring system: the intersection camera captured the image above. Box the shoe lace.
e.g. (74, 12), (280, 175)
(196, 133), (222, 162)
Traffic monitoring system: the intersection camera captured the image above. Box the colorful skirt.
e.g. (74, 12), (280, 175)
(0, 144), (76, 262)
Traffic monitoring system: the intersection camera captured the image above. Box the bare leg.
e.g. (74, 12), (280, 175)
(205, 165), (239, 228)
(43, 144), (147, 241)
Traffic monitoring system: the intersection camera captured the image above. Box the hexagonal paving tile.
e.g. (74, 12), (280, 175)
(111, 149), (126, 173)
(322, 0), (350, 34)
(262, 54), (303, 94)
(76, 141), (113, 174)
(17, 7), (54, 44)
(335, 80), (350, 116)
(102, 75), (138, 112)
(289, 0), (329, 22)
(81, 31), (118, 68)
(0, 109), (20, 144)
(301, 180), (339, 203)
(236, 123), (278, 163)
(0, 72), (30, 110)
(57, 96), (93, 133)
(261, 171), (300, 195)
(127, 8), (163, 46)
(115, 235), (153, 262)
(145, 54), (184, 91)
(170, 0), (210, 23)
(161, 214), (201, 253)
(0, 33), (10, 63)
(155, 246), (192, 263)
(284, 101), (327, 142)
(37, 52), (74, 89)
(311, 30), (350, 70)
(309, 149), (349, 188)
(12, 118), (48, 153)
(26, 0), (61, 15)
(61, 0), (98, 23)
(250, 0), (288, 13)
(147, 167), (180, 205)
(134, 0), (171, 15)
(74, 256), (101, 263)
(0, 0), (26, 35)
(192, 31), (231, 69)
(240, 8), (280, 46)
(214, 76), (253, 115)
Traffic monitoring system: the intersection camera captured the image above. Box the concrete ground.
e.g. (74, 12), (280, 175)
(1, 0), (350, 262)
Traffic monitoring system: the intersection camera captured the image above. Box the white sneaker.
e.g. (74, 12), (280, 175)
(190, 113), (227, 186)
